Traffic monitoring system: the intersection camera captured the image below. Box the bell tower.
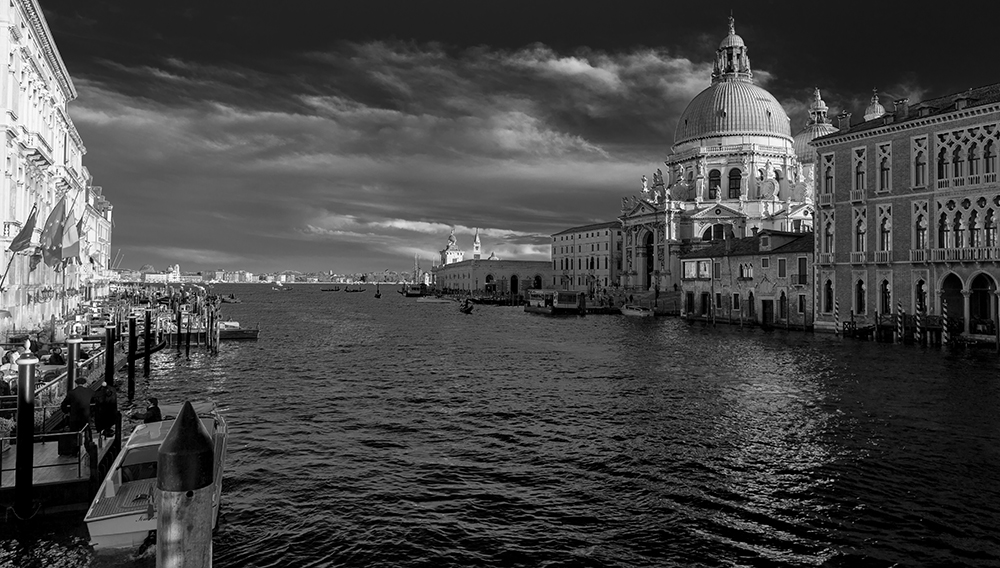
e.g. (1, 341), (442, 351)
(473, 228), (482, 260)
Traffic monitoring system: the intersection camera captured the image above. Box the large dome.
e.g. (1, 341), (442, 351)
(674, 80), (792, 147)
(793, 122), (838, 163)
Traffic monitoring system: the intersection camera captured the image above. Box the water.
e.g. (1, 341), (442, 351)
(2, 284), (999, 567)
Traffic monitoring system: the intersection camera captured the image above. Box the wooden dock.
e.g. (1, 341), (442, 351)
(0, 428), (119, 515)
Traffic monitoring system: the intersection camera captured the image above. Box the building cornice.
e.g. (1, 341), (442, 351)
(20, 0), (76, 101)
(812, 103), (1000, 148)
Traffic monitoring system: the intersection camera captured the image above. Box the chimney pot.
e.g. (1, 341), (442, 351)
(837, 111), (852, 130)
(893, 98), (909, 120)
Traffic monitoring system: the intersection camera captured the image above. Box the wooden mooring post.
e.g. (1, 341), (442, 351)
(143, 309), (152, 378)
(128, 316), (137, 402)
(105, 325), (116, 387)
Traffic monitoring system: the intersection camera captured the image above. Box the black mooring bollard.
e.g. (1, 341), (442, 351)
(14, 350), (39, 520)
(157, 401), (214, 567)
(186, 318), (192, 360)
(105, 325), (115, 388)
(143, 309), (151, 378)
(66, 335), (82, 392)
(128, 316), (137, 402)
(176, 309), (182, 353)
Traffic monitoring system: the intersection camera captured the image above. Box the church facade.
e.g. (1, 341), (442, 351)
(619, 17), (819, 294)
(431, 229), (551, 297)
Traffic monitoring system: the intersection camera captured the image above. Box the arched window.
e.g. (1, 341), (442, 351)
(969, 211), (981, 248)
(915, 215), (927, 249)
(824, 280), (834, 313)
(880, 279), (891, 314)
(953, 213), (965, 248)
(986, 210), (997, 247)
(915, 280), (927, 312)
(824, 223), (834, 254)
(855, 220), (866, 253)
(879, 157), (890, 190)
(985, 141), (996, 176)
(855, 279), (867, 314)
(757, 168), (766, 182)
(728, 169), (742, 199)
(708, 169), (721, 200)
(879, 218), (891, 251)
(938, 148), (949, 180)
(938, 213), (951, 248)
(855, 161), (866, 190)
(779, 291), (787, 320)
(914, 151), (926, 186)
(824, 166), (833, 194)
(969, 143), (980, 176)
(952, 147), (964, 179)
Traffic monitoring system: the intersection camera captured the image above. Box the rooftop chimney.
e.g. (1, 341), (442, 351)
(954, 93), (969, 111)
(837, 111), (852, 130)
(893, 98), (909, 120)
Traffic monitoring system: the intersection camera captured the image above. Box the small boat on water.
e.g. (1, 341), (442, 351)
(220, 294), (241, 304)
(459, 302), (474, 314)
(375, 284), (381, 299)
(218, 320), (260, 340)
(84, 402), (228, 552)
(620, 305), (654, 318)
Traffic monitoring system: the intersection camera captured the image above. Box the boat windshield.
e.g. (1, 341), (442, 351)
(120, 446), (159, 482)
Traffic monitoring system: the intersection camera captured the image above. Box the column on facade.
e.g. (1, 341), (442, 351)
(962, 289), (972, 334)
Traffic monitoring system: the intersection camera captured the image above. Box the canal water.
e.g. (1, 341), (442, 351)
(1, 284), (999, 567)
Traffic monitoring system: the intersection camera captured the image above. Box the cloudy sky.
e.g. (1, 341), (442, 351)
(39, 0), (1000, 274)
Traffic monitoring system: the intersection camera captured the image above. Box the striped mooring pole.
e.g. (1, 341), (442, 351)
(896, 301), (904, 344)
(942, 299), (950, 345)
(915, 308), (923, 346)
(834, 299), (840, 336)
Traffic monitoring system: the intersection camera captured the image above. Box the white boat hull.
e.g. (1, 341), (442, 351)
(621, 305), (654, 317)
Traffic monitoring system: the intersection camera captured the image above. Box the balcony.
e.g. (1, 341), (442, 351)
(968, 174), (981, 186)
(19, 131), (53, 168)
(3, 220), (20, 238)
(986, 173), (998, 184)
(937, 179), (950, 189)
(873, 250), (891, 264)
(850, 189), (865, 202)
(850, 251), (868, 264)
(819, 252), (834, 265)
(953, 177), (966, 188)
(909, 249), (927, 262)
(53, 165), (79, 192)
(819, 194), (833, 207)
(930, 246), (1000, 262)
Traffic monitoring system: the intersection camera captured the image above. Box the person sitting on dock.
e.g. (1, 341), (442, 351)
(132, 396), (162, 423)
(47, 347), (66, 366)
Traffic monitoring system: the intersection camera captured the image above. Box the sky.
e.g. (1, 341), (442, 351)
(37, 0), (1000, 274)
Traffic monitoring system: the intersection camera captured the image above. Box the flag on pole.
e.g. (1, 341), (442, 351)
(41, 196), (66, 267)
(7, 205), (38, 253)
(61, 204), (80, 261)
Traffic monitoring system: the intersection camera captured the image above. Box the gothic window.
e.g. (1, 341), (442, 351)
(855, 219), (866, 253)
(880, 218), (892, 251)
(985, 141), (997, 176)
(953, 213), (965, 248)
(779, 291), (787, 320)
(969, 143), (980, 177)
(824, 166), (833, 193)
(824, 223), (834, 254)
(938, 213), (951, 248)
(708, 169), (721, 200)
(853, 147), (867, 191)
(879, 157), (890, 191)
(880, 279), (891, 314)
(728, 169), (741, 199)
(915, 280), (927, 312)
(915, 152), (926, 186)
(915, 215), (927, 249)
(986, 210), (997, 247)
(824, 279), (834, 313)
(952, 147), (964, 179)
(855, 279), (867, 315)
(937, 148), (949, 180)
(969, 210), (981, 248)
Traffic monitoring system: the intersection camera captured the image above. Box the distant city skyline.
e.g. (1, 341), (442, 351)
(40, 0), (1000, 273)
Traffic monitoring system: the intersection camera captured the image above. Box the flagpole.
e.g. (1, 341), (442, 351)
(0, 252), (17, 292)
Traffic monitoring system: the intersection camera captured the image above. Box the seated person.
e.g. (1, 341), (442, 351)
(47, 347), (66, 366)
(130, 397), (162, 423)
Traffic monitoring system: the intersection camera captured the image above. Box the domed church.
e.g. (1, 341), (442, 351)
(619, 16), (820, 292)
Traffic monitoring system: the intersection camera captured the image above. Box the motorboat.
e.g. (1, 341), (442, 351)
(218, 320), (260, 340)
(84, 402), (228, 552)
(621, 305), (654, 318)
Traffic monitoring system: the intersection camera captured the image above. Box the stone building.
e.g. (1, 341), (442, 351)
(0, 0), (111, 332)
(431, 230), (550, 296)
(550, 221), (622, 292)
(619, 17), (814, 295)
(678, 230), (814, 328)
(811, 82), (1000, 336)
